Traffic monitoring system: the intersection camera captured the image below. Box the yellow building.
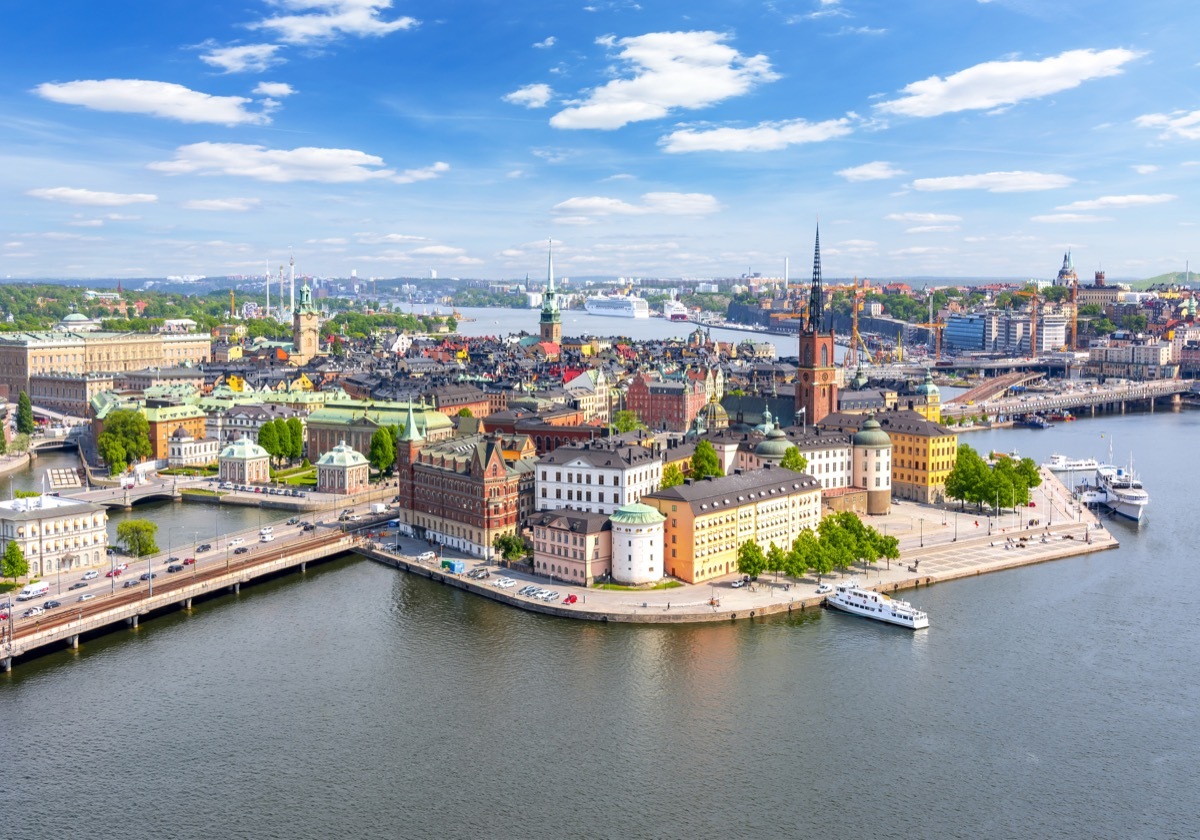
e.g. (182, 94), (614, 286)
(899, 368), (941, 422)
(642, 466), (822, 584)
(818, 409), (957, 504)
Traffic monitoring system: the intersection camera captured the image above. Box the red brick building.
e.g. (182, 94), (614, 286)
(624, 373), (706, 432)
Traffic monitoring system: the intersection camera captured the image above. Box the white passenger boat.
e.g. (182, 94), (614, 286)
(1044, 453), (1100, 472)
(662, 299), (689, 321)
(584, 293), (650, 318)
(824, 579), (929, 629)
(1092, 462), (1149, 522)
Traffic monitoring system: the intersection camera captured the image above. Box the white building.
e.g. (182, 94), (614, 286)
(609, 502), (665, 585)
(167, 428), (220, 468)
(0, 495), (109, 578)
(536, 439), (664, 516)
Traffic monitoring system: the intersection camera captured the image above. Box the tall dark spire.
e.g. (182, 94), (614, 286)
(806, 223), (823, 333)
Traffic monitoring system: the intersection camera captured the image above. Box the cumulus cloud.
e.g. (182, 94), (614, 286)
(410, 245), (465, 256)
(199, 43), (284, 73)
(249, 0), (418, 44)
(35, 79), (269, 125)
(356, 232), (428, 244)
(912, 171), (1074, 192)
(503, 83), (554, 109)
(1030, 213), (1112, 223)
(661, 116), (853, 153)
(837, 160), (907, 181)
(877, 48), (1139, 118)
(182, 197), (262, 211)
(885, 212), (961, 222)
(1135, 109), (1200, 140)
(148, 142), (449, 185)
(1132, 164), (1158, 174)
(533, 36), (556, 49)
(550, 31), (778, 130)
(253, 82), (296, 98)
(1055, 194), (1176, 210)
(552, 191), (721, 217)
(27, 187), (158, 206)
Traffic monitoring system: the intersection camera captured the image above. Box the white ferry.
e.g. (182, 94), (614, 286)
(584, 292), (650, 318)
(1044, 453), (1100, 472)
(1091, 462), (1149, 522)
(662, 300), (689, 321)
(825, 579), (929, 629)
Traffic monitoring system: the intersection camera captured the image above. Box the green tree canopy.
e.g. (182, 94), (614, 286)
(766, 542), (789, 581)
(612, 410), (646, 433)
(660, 463), (685, 489)
(368, 427), (396, 474)
(2, 540), (28, 580)
(97, 408), (151, 475)
(257, 422), (280, 459)
(691, 439), (723, 480)
(16, 391), (34, 435)
(117, 519), (159, 559)
(493, 533), (529, 563)
(736, 540), (767, 580)
(285, 417), (304, 460)
(457, 407), (473, 418)
(780, 446), (808, 473)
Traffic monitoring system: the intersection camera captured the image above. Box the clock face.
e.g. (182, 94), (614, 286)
(820, 372), (829, 383)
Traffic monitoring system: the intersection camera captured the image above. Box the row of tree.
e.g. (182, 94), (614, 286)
(257, 417), (305, 464)
(944, 444), (1042, 511)
(736, 511), (900, 583)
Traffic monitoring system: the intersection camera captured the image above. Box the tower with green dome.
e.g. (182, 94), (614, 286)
(539, 239), (561, 345)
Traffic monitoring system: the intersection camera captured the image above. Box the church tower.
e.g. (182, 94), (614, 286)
(291, 281), (321, 365)
(795, 224), (839, 425)
(539, 239), (562, 345)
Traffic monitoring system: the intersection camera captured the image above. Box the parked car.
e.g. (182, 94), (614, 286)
(815, 583), (833, 595)
(730, 580), (745, 589)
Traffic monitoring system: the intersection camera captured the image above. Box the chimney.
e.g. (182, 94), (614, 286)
(684, 478), (694, 486)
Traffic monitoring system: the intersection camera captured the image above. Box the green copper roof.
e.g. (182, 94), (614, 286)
(610, 502), (666, 526)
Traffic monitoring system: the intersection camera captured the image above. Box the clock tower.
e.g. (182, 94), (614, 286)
(795, 224), (839, 425)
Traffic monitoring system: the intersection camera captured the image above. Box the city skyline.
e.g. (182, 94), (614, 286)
(3, 0), (1198, 280)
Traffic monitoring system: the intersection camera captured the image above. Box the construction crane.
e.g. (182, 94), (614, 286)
(1069, 273), (1079, 350)
(915, 297), (946, 361)
(230, 289), (236, 318)
(844, 277), (873, 368)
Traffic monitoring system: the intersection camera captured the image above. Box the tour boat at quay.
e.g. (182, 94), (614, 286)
(1044, 453), (1100, 472)
(825, 580), (929, 629)
(584, 293), (650, 318)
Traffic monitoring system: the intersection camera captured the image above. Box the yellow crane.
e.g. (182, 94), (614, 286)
(844, 276), (874, 368)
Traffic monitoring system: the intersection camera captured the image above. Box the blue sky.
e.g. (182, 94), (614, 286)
(3, 0), (1198, 281)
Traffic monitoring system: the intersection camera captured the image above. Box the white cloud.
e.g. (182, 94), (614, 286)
(1134, 109), (1200, 140)
(837, 160), (907, 181)
(911, 171), (1074, 192)
(837, 26), (886, 36)
(1055, 194), (1176, 210)
(249, 0), (418, 44)
(1131, 164), (1158, 174)
(533, 36), (556, 49)
(182, 197), (262, 211)
(885, 212), (962, 222)
(1030, 213), (1112, 223)
(877, 48), (1140, 118)
(149, 142), (449, 185)
(410, 245), (465, 256)
(199, 43), (284, 73)
(891, 246), (953, 256)
(552, 191), (721, 217)
(356, 232), (427, 244)
(27, 187), (157, 206)
(253, 82), (296, 98)
(906, 225), (960, 233)
(308, 237), (348, 244)
(661, 116), (853, 153)
(35, 79), (269, 125)
(503, 83), (554, 109)
(550, 31), (779, 130)
(68, 219), (105, 227)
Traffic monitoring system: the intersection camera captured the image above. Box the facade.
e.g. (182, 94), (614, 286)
(625, 373), (707, 432)
(305, 401), (454, 460)
(316, 440), (370, 494)
(218, 435), (271, 484)
(291, 283), (321, 365)
(642, 466), (822, 584)
(794, 228), (839, 425)
(28, 372), (115, 417)
(0, 495), (109, 577)
(1085, 340), (1178, 380)
(167, 429), (220, 468)
(536, 438), (664, 516)
(529, 509), (611, 586)
(144, 405), (208, 460)
(820, 410), (956, 504)
(851, 418), (893, 515)
(214, 404), (307, 445)
(610, 502), (666, 585)
(117, 366), (207, 393)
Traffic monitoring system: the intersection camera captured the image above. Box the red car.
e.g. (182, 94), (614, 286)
(563, 594), (578, 605)
(183, 557), (195, 565)
(106, 567), (123, 577)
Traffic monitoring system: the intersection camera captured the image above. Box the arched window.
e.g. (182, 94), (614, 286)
(821, 346), (829, 367)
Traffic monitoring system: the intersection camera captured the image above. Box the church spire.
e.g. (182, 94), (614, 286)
(806, 223), (823, 333)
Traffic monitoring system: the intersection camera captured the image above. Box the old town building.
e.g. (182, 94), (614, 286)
(218, 435), (271, 485)
(316, 440), (370, 494)
(529, 509), (611, 586)
(536, 438), (663, 516)
(0, 495), (109, 577)
(625, 372), (707, 432)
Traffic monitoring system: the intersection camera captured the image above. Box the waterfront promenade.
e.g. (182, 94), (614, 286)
(362, 469), (1116, 624)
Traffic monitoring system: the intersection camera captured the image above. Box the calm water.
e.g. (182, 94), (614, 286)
(2, 412), (1197, 838)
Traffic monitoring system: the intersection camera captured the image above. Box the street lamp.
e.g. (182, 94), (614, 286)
(919, 518), (924, 548)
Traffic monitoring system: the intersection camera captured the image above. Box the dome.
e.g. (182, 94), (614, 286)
(851, 366), (869, 390)
(316, 440), (368, 468)
(61, 312), (91, 322)
(853, 417), (892, 448)
(219, 435), (269, 460)
(610, 502), (666, 526)
(754, 427), (795, 462)
(753, 407), (775, 434)
(913, 367), (940, 398)
(702, 397), (729, 431)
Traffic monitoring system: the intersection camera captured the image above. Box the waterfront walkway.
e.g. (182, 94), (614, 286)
(361, 469), (1117, 624)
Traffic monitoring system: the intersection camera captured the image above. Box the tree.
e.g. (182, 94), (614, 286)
(493, 533), (528, 563)
(736, 540), (767, 580)
(16, 391), (34, 435)
(117, 520), (159, 559)
(660, 463), (685, 489)
(286, 417), (305, 461)
(766, 542), (788, 582)
(457, 407), (473, 418)
(1121, 313), (1148, 333)
(368, 427), (396, 474)
(792, 528), (833, 582)
(612, 410), (646, 433)
(780, 446), (808, 473)
(2, 540), (28, 580)
(0, 432), (7, 455)
(817, 514), (857, 574)
(691, 439), (723, 480)
(257, 422), (280, 460)
(96, 434), (127, 475)
(99, 409), (152, 468)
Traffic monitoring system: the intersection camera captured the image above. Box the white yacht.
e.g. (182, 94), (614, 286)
(825, 579), (929, 630)
(1092, 462), (1149, 522)
(1044, 453), (1100, 472)
(584, 293), (650, 318)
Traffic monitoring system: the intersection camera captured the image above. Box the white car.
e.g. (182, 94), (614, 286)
(816, 583), (833, 595)
(81, 570), (99, 580)
(229, 538), (245, 546)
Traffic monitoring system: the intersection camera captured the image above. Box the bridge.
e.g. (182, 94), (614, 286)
(940, 379), (1192, 421)
(61, 475), (212, 509)
(2, 529), (364, 671)
(945, 372), (1045, 407)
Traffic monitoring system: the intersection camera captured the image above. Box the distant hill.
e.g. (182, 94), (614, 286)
(1132, 272), (1199, 290)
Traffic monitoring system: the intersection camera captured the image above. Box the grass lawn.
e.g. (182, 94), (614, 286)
(594, 580), (683, 591)
(282, 470), (317, 486)
(181, 488), (224, 497)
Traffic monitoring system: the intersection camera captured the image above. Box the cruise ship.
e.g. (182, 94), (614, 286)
(662, 300), (689, 321)
(825, 579), (929, 629)
(584, 292), (650, 318)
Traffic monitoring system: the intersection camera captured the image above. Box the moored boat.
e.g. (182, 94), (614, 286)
(824, 579), (929, 629)
(1044, 453), (1100, 472)
(585, 292), (650, 318)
